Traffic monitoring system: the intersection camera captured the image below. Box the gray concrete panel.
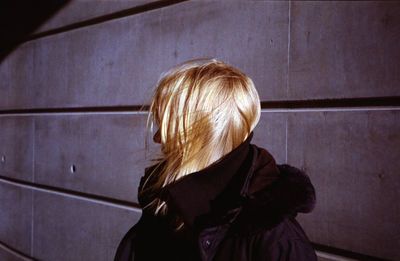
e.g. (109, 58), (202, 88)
(289, 2), (400, 99)
(0, 183), (32, 255)
(253, 112), (287, 164)
(0, 117), (34, 181)
(35, 0), (155, 33)
(2, 1), (288, 110)
(288, 110), (400, 260)
(34, 114), (159, 202)
(157, 2), (289, 102)
(0, 43), (34, 110)
(32, 190), (141, 261)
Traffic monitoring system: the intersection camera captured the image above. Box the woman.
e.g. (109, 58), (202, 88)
(115, 59), (317, 261)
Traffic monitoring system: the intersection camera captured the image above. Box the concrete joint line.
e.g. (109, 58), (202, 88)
(0, 177), (142, 213)
(260, 106), (400, 113)
(25, 0), (189, 43)
(0, 241), (34, 261)
(0, 111), (148, 117)
(0, 106), (399, 118)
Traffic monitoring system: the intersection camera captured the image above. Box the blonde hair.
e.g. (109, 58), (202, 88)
(141, 58), (260, 228)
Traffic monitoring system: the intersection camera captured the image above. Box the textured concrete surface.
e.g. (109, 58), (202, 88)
(0, 183), (32, 255)
(35, 0), (155, 33)
(253, 112), (287, 165)
(0, 1), (288, 110)
(35, 114), (158, 202)
(289, 1), (400, 99)
(0, 117), (34, 181)
(290, 110), (400, 260)
(157, 1), (289, 102)
(33, 112), (286, 202)
(0, 43), (34, 110)
(32, 190), (141, 261)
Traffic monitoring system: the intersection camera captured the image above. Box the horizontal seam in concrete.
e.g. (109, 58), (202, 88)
(0, 111), (148, 117)
(24, 0), (189, 42)
(0, 96), (399, 116)
(0, 176), (142, 212)
(259, 96), (400, 109)
(0, 105), (149, 115)
(260, 106), (400, 112)
(0, 241), (34, 261)
(0, 106), (399, 117)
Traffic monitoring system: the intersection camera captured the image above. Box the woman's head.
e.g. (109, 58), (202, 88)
(144, 58), (260, 217)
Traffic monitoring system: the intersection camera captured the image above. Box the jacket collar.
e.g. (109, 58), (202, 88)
(164, 132), (316, 232)
(166, 132), (268, 228)
(167, 133), (279, 229)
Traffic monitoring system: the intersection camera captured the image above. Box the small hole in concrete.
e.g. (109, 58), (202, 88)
(70, 164), (76, 173)
(1, 155), (5, 163)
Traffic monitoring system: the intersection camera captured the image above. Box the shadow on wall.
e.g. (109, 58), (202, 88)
(0, 0), (71, 62)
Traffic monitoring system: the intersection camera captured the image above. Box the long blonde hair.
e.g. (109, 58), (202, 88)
(141, 58), (261, 227)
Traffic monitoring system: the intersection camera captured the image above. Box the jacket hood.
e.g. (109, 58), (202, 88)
(164, 133), (316, 232)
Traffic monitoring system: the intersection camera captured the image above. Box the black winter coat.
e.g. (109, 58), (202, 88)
(114, 133), (317, 261)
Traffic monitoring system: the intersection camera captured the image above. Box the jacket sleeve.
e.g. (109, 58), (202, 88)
(114, 222), (139, 261)
(115, 166), (157, 260)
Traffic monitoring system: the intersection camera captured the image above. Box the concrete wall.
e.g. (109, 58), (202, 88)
(1, 1), (399, 260)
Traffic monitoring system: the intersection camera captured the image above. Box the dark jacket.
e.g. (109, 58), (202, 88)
(114, 133), (317, 261)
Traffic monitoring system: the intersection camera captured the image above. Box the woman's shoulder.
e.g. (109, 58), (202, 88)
(114, 211), (170, 261)
(260, 218), (317, 261)
(214, 216), (317, 261)
(114, 220), (142, 261)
